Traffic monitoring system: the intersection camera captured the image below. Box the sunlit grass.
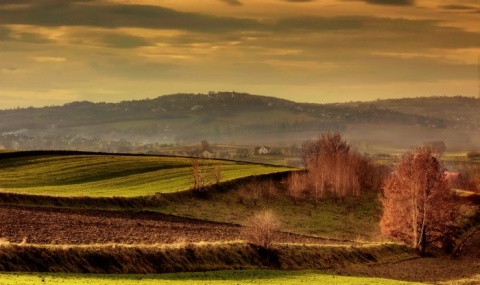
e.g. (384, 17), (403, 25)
(0, 154), (291, 197)
(0, 271), (428, 285)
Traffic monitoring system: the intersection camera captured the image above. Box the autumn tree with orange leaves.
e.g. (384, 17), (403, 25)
(380, 147), (458, 255)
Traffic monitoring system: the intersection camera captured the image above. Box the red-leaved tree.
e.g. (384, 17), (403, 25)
(380, 147), (458, 255)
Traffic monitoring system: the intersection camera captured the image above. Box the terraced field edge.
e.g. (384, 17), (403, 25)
(0, 242), (416, 274)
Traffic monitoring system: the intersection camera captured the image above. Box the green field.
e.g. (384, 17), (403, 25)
(0, 153), (291, 197)
(0, 271), (427, 285)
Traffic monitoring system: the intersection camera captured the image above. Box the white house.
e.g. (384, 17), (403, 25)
(202, 150), (215, 158)
(258, 146), (271, 155)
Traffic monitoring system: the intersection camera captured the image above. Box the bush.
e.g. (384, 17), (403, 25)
(242, 210), (281, 249)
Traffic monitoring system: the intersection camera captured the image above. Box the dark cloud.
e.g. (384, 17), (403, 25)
(276, 16), (363, 31)
(67, 30), (152, 49)
(265, 16), (480, 53)
(0, 0), (31, 6)
(97, 33), (152, 49)
(219, 0), (243, 6)
(364, 0), (415, 6)
(0, 25), (50, 44)
(283, 0), (316, 2)
(439, 4), (478, 10)
(0, 2), (261, 32)
(439, 4), (480, 13)
(0, 0), (95, 6)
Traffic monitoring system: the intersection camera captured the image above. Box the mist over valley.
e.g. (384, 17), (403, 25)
(1, 92), (479, 157)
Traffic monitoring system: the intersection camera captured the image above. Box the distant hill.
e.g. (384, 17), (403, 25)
(0, 93), (479, 153)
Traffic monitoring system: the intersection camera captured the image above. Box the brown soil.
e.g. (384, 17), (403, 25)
(0, 205), (352, 245)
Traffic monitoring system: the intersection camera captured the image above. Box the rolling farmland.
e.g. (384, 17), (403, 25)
(0, 152), (292, 197)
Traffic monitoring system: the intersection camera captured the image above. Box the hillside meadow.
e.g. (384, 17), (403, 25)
(0, 152), (291, 197)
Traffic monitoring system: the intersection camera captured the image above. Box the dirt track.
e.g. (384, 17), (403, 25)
(0, 205), (350, 245)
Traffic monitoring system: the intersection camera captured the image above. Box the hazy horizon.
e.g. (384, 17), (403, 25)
(1, 0), (479, 109)
(2, 92), (479, 111)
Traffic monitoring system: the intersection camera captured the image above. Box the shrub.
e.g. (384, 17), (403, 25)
(242, 209), (281, 249)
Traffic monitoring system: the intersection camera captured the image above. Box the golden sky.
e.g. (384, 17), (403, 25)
(0, 0), (479, 108)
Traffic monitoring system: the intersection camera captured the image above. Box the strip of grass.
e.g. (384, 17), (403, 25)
(0, 270), (428, 285)
(0, 152), (291, 197)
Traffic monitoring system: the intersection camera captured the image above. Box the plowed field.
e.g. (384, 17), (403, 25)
(0, 205), (351, 245)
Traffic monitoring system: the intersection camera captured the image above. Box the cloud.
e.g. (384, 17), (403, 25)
(363, 0), (415, 6)
(0, 0), (95, 7)
(0, 26), (10, 39)
(275, 16), (363, 31)
(68, 30), (153, 49)
(0, 2), (260, 33)
(0, 0), (31, 6)
(283, 0), (316, 3)
(0, 25), (51, 44)
(438, 4), (480, 13)
(32, 56), (66, 62)
(0, 1), (478, 106)
(219, 0), (243, 6)
(439, 4), (478, 10)
(101, 33), (152, 49)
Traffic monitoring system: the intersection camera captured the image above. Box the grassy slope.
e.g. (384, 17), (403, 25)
(0, 271), (427, 285)
(0, 153), (291, 197)
(161, 186), (383, 241)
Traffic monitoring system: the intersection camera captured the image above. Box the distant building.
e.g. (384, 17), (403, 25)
(256, 146), (271, 155)
(235, 148), (249, 158)
(202, 150), (215, 159)
(216, 151), (230, 159)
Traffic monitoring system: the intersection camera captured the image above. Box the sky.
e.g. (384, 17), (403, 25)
(0, 0), (479, 109)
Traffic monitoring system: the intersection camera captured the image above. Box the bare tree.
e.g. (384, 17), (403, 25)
(287, 171), (305, 202)
(242, 209), (281, 249)
(213, 165), (222, 185)
(423, 141), (447, 157)
(262, 179), (277, 203)
(238, 178), (262, 206)
(380, 147), (459, 255)
(299, 132), (368, 205)
(191, 158), (207, 191)
(200, 140), (210, 152)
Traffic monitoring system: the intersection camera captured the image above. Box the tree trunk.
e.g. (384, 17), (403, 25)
(419, 225), (427, 257)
